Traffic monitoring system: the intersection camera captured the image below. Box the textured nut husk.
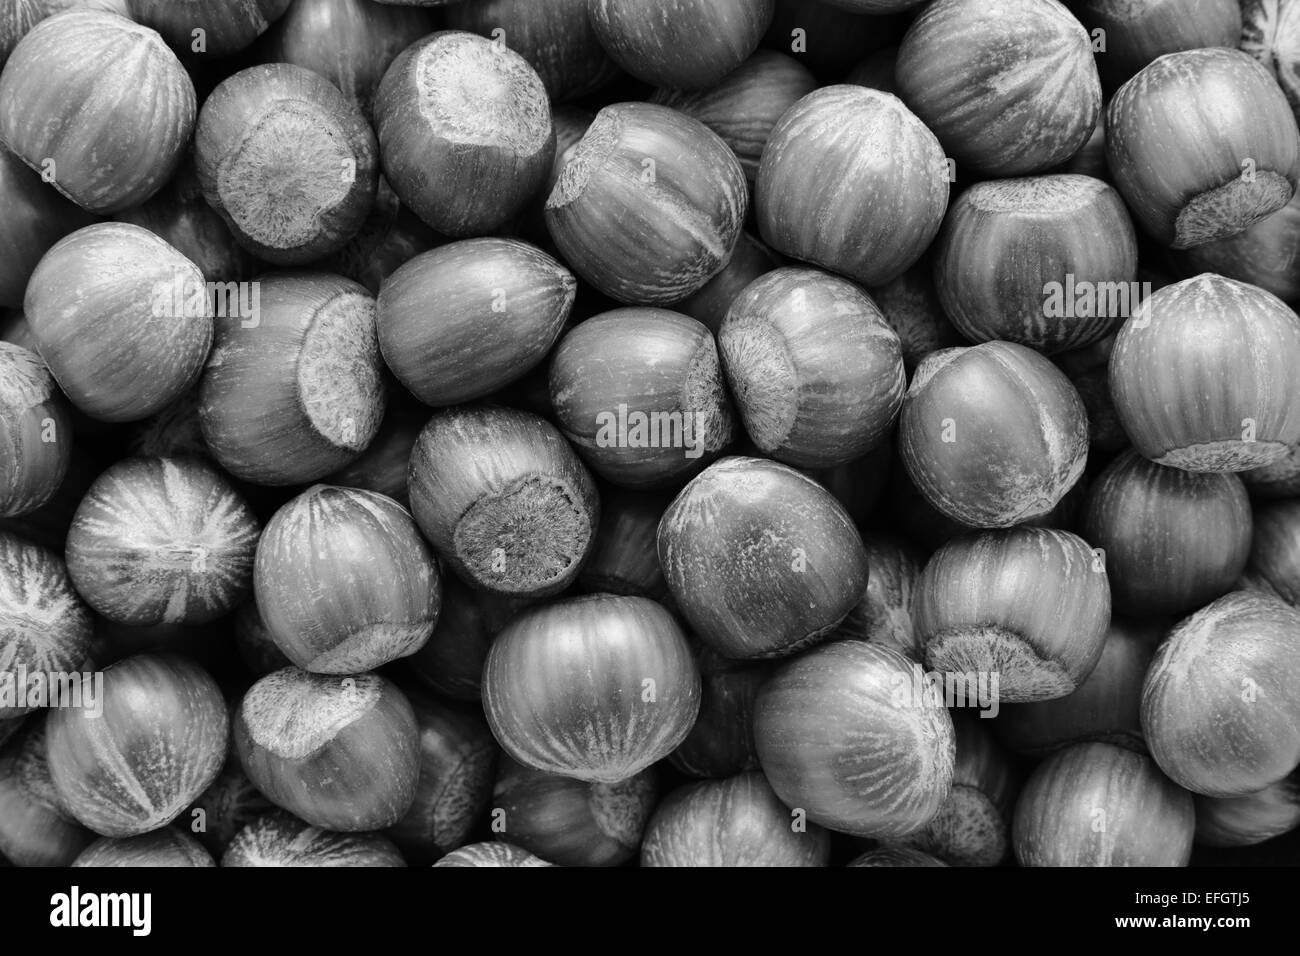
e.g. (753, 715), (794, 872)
(0, 11), (196, 213)
(754, 641), (956, 839)
(904, 785), (1006, 867)
(24, 223), (214, 423)
(1012, 742), (1194, 866)
(896, 0), (1100, 176)
(899, 342), (1089, 528)
(1106, 48), (1300, 248)
(657, 456), (868, 659)
(933, 175), (1138, 354)
(914, 527), (1111, 704)
(378, 238), (576, 406)
(546, 106), (596, 197)
(1109, 274), (1300, 472)
(641, 771), (829, 866)
(65, 457), (260, 626)
(45, 654), (229, 837)
(482, 594), (701, 783)
(757, 85), (948, 286)
(588, 0), (774, 90)
(1141, 591), (1300, 797)
(546, 102), (748, 304)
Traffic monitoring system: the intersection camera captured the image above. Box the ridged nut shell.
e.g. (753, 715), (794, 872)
(719, 266), (904, 468)
(640, 771), (829, 866)
(253, 485), (440, 674)
(379, 238), (575, 407)
(1106, 48), (1300, 248)
(1108, 273), (1300, 472)
(65, 457), (260, 626)
(222, 809), (406, 866)
(899, 341), (1089, 528)
(482, 594), (701, 783)
(0, 343), (72, 518)
(913, 527), (1111, 703)
(0, 10), (196, 213)
(753, 640), (956, 839)
(756, 85), (948, 286)
(374, 31), (555, 237)
(1012, 741), (1194, 866)
(896, 0), (1101, 176)
(545, 102), (748, 304)
(657, 456), (868, 660)
(1083, 450), (1251, 615)
(549, 308), (735, 489)
(45, 654), (229, 837)
(24, 223), (214, 423)
(1141, 591), (1300, 797)
(233, 667), (420, 831)
(933, 174), (1139, 354)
